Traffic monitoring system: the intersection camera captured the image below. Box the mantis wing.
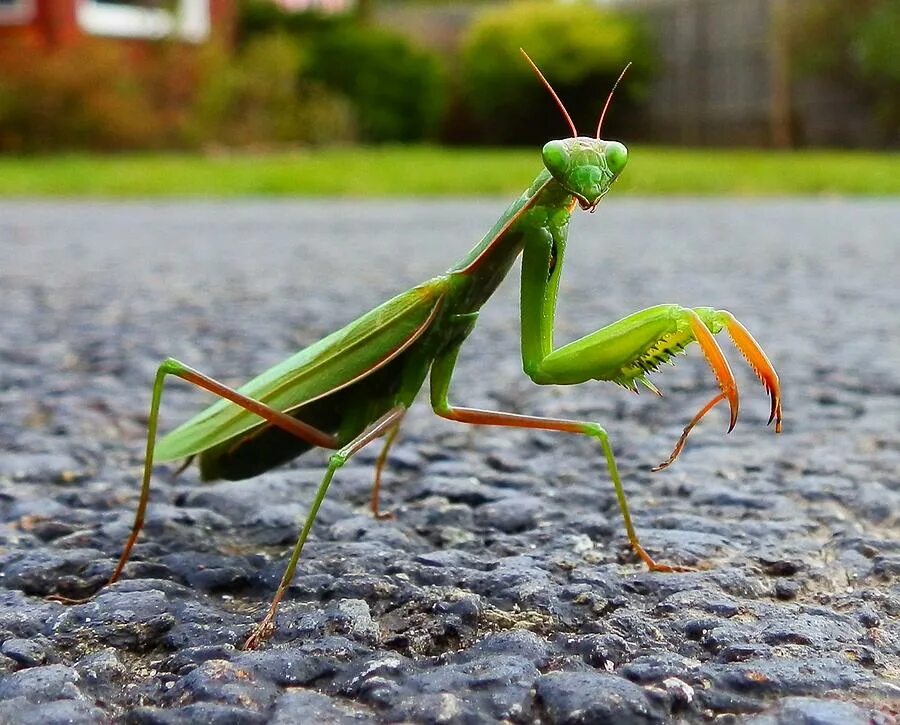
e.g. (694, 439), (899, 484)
(154, 277), (446, 462)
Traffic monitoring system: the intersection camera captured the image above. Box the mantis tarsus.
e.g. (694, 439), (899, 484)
(55, 52), (782, 649)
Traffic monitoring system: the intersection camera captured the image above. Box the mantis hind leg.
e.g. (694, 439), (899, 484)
(50, 357), (341, 605)
(429, 346), (689, 573)
(243, 404), (407, 650)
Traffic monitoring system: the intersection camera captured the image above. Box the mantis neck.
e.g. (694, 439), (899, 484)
(446, 169), (575, 310)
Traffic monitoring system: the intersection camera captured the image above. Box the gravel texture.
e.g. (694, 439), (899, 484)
(0, 198), (898, 724)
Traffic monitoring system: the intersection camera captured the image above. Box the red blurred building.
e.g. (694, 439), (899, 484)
(0, 1), (235, 48)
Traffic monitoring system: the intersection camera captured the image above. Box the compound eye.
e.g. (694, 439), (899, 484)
(604, 141), (628, 177)
(542, 140), (570, 178)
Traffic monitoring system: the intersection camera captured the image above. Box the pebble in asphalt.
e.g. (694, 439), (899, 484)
(0, 199), (897, 723)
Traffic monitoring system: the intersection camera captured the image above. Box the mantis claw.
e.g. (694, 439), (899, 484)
(688, 313), (739, 433)
(722, 313), (782, 433)
(654, 309), (781, 471)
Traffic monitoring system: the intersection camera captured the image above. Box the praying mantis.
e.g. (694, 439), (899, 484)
(55, 52), (782, 650)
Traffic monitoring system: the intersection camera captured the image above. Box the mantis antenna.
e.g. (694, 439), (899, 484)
(596, 62), (632, 139)
(520, 48), (578, 138)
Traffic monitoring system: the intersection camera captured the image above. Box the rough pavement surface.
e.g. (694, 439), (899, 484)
(0, 198), (897, 724)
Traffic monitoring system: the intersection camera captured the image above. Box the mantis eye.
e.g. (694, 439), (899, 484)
(542, 140), (570, 178)
(604, 141), (628, 177)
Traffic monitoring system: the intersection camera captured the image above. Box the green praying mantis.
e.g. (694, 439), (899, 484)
(55, 52), (782, 650)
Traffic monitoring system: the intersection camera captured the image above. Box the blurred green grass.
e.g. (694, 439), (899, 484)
(0, 146), (897, 196)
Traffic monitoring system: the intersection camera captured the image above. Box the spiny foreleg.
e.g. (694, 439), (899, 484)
(525, 304), (782, 469)
(652, 308), (782, 470)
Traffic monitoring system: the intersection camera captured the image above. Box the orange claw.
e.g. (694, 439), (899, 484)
(723, 314), (783, 433)
(653, 314), (739, 471)
(688, 313), (740, 432)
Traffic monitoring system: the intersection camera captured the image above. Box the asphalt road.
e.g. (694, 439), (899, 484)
(0, 198), (898, 724)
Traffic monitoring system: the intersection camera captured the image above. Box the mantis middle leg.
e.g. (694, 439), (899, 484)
(244, 404), (407, 649)
(429, 346), (687, 572)
(370, 409), (406, 520)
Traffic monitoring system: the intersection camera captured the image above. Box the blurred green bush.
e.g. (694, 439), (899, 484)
(0, 36), (354, 152)
(192, 34), (354, 147)
(238, 0), (346, 40)
(239, 1), (445, 143)
(459, 1), (653, 144)
(0, 41), (160, 152)
(0, 2), (652, 152)
(305, 26), (444, 143)
(791, 0), (900, 144)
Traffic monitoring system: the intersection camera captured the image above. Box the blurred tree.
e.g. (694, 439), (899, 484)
(0, 32), (356, 151)
(305, 25), (445, 142)
(237, 0), (347, 42)
(0, 40), (165, 151)
(459, 1), (654, 145)
(238, 0), (445, 142)
(357, 0), (374, 23)
(192, 33), (355, 146)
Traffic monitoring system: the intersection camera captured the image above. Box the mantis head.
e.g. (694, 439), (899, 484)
(521, 49), (630, 211)
(542, 137), (628, 211)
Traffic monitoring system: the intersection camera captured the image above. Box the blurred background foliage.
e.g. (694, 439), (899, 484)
(0, 0), (896, 153)
(304, 25), (444, 142)
(0, 0), (654, 152)
(789, 0), (900, 144)
(459, 2), (652, 144)
(191, 34), (355, 147)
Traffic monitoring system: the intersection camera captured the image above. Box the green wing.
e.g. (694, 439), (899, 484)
(154, 277), (447, 462)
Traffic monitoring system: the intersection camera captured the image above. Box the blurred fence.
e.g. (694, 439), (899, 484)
(623, 0), (781, 146)
(619, 0), (883, 148)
